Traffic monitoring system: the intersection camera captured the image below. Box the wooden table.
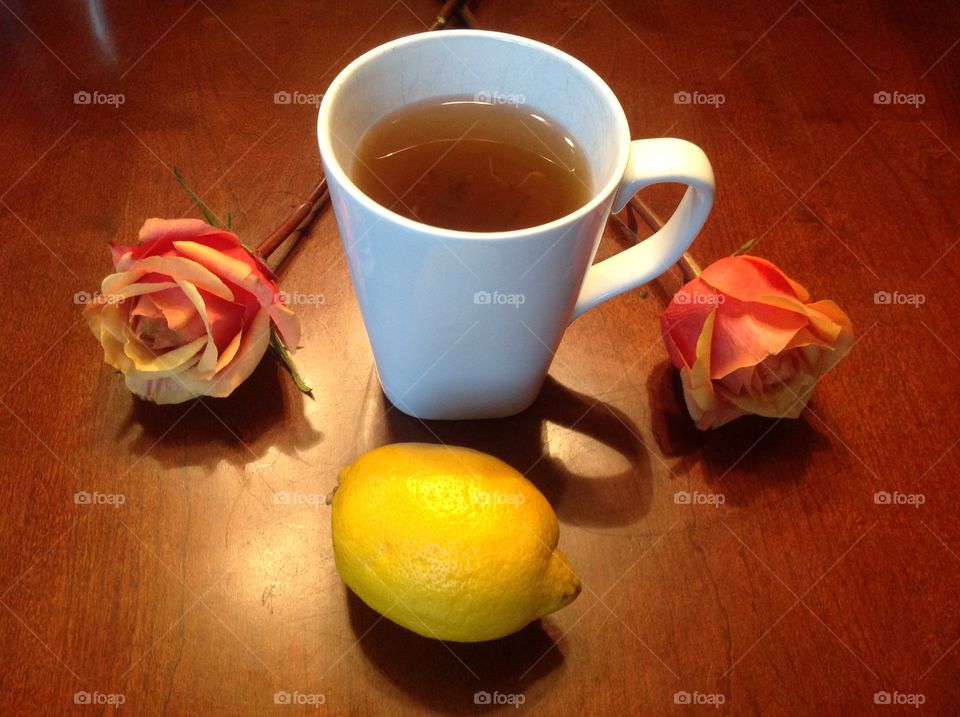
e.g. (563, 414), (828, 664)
(2, 1), (958, 714)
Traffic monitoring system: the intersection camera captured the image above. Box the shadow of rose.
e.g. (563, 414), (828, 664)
(645, 359), (833, 507)
(117, 359), (322, 469)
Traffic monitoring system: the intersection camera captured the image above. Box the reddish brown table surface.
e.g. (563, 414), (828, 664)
(2, 1), (959, 715)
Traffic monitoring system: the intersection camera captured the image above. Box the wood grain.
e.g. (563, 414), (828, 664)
(1, 0), (959, 714)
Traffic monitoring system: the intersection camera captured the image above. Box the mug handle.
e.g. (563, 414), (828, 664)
(571, 138), (715, 321)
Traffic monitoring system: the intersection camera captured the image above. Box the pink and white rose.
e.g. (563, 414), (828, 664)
(84, 218), (299, 404)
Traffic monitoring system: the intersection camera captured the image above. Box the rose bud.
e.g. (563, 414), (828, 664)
(84, 218), (300, 404)
(660, 255), (853, 430)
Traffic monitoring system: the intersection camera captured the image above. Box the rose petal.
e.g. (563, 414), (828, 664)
(660, 277), (718, 368)
(196, 290), (246, 353)
(108, 281), (179, 301)
(268, 302), (300, 353)
(121, 325), (207, 375)
(720, 369), (816, 419)
(147, 287), (201, 333)
(203, 308), (272, 398)
(173, 280), (220, 377)
(680, 309), (749, 429)
(85, 301), (131, 374)
(701, 256), (808, 303)
(135, 218), (240, 259)
(214, 330), (242, 373)
(709, 295), (810, 379)
(123, 371), (207, 405)
(89, 301), (135, 373)
(172, 240), (275, 306)
(102, 257), (234, 302)
(109, 244), (136, 271)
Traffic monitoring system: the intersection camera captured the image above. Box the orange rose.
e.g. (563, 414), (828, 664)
(84, 218), (300, 404)
(660, 255), (853, 430)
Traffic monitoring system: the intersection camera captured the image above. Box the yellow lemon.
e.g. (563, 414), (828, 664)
(331, 443), (581, 642)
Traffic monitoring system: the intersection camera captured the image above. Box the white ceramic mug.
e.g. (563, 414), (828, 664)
(318, 30), (714, 420)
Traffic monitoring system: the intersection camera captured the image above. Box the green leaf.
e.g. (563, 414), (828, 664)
(269, 328), (313, 396)
(731, 238), (758, 257)
(173, 166), (223, 228)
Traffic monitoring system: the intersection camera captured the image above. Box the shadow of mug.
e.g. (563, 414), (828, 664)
(381, 375), (653, 531)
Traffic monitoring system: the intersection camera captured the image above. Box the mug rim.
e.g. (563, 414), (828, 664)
(317, 29), (631, 241)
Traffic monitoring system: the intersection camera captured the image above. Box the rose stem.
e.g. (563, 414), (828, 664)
(457, 4), (479, 28)
(255, 179), (329, 263)
(628, 196), (702, 281)
(430, 0), (469, 30)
